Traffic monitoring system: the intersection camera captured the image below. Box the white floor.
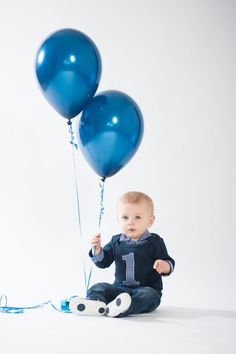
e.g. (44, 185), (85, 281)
(1, 306), (235, 354)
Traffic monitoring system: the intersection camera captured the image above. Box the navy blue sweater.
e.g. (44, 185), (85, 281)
(90, 232), (175, 292)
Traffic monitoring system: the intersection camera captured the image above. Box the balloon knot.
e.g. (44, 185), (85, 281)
(67, 119), (72, 126)
(101, 177), (106, 182)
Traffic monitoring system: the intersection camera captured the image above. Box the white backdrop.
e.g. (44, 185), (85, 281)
(0, 0), (235, 311)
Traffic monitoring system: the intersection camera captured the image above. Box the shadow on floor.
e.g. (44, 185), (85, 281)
(122, 306), (236, 322)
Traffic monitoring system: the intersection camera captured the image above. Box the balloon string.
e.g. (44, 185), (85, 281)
(67, 119), (87, 295)
(68, 119), (78, 149)
(86, 177), (106, 292)
(98, 177), (106, 230)
(0, 294), (71, 314)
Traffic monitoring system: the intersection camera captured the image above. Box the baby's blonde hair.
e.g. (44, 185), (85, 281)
(118, 191), (154, 215)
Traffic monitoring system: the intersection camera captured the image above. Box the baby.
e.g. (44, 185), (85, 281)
(69, 191), (175, 317)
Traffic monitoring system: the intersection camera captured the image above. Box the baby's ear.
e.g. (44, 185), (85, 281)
(149, 215), (155, 227)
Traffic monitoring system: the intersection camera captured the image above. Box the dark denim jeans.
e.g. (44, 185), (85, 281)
(87, 282), (162, 317)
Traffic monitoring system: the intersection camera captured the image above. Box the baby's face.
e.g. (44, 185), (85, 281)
(117, 201), (155, 240)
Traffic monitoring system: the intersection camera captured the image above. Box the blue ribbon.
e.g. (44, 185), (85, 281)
(0, 294), (72, 314)
(86, 177), (106, 291)
(0, 121), (106, 314)
(67, 119), (88, 293)
(98, 177), (106, 230)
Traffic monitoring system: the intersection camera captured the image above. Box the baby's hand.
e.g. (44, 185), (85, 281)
(153, 260), (170, 274)
(91, 233), (102, 255)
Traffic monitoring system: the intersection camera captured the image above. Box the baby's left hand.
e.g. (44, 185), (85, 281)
(153, 260), (170, 274)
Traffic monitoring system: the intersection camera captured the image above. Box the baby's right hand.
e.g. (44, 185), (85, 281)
(91, 233), (102, 255)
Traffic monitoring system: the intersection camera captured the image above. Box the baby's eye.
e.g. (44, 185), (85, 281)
(121, 216), (128, 220)
(135, 216), (142, 220)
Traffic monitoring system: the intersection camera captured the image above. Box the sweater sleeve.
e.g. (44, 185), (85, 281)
(89, 238), (115, 269)
(158, 236), (175, 276)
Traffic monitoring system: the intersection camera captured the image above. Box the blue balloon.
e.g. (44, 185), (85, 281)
(77, 90), (144, 178)
(35, 28), (102, 119)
